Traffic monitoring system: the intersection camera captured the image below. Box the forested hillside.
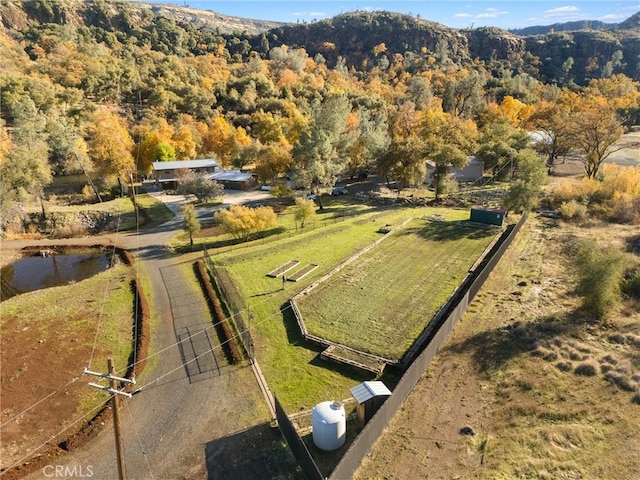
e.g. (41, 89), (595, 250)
(1, 0), (639, 233)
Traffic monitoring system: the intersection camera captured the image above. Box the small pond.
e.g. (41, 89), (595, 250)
(1, 248), (114, 302)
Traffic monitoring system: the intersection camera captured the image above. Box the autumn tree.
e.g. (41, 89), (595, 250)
(253, 142), (292, 185)
(566, 96), (627, 179)
(293, 197), (316, 228)
(203, 116), (236, 167)
(88, 107), (135, 197)
(421, 109), (478, 200)
(526, 99), (572, 169)
(214, 204), (277, 242)
(181, 203), (200, 246)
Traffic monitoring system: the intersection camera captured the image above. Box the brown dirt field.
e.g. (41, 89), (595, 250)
(0, 248), (143, 476)
(356, 210), (640, 479)
(1, 306), (106, 469)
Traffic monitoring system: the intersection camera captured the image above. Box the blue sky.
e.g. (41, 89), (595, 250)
(154, 1), (640, 29)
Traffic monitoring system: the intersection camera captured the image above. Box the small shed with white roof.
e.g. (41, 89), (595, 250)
(349, 380), (392, 426)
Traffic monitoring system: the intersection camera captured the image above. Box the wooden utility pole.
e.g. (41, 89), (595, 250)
(109, 358), (127, 480)
(84, 359), (135, 480)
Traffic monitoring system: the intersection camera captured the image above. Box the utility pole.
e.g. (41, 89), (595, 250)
(84, 359), (135, 480)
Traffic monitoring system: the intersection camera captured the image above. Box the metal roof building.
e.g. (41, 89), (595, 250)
(349, 381), (392, 426)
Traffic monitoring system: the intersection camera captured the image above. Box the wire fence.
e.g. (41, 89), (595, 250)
(202, 248), (254, 360)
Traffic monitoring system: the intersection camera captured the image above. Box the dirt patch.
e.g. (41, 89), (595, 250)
(0, 248), (150, 478)
(356, 216), (640, 479)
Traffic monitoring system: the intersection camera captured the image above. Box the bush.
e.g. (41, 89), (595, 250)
(574, 239), (625, 320)
(559, 200), (587, 221)
(574, 362), (599, 376)
(609, 193), (640, 224)
(271, 184), (292, 197)
(622, 264), (640, 299)
(604, 372), (636, 392)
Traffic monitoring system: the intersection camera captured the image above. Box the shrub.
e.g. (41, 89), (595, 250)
(556, 362), (573, 372)
(552, 178), (600, 206)
(214, 204), (277, 241)
(271, 184), (292, 197)
(574, 239), (625, 320)
(622, 264), (640, 299)
(608, 333), (627, 344)
(559, 200), (587, 221)
(604, 372), (636, 392)
(632, 393), (640, 405)
(609, 193), (640, 224)
(574, 362), (599, 376)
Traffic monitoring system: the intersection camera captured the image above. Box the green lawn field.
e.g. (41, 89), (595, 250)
(211, 205), (498, 409)
(296, 218), (498, 360)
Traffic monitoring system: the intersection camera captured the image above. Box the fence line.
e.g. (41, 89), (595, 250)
(207, 213), (528, 480)
(329, 213), (528, 479)
(202, 248), (254, 360)
(274, 395), (325, 480)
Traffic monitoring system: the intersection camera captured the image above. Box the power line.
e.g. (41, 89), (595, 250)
(1, 396), (114, 476)
(0, 376), (80, 429)
(124, 399), (156, 480)
(87, 220), (123, 370)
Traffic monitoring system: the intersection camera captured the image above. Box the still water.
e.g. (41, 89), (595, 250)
(1, 250), (113, 301)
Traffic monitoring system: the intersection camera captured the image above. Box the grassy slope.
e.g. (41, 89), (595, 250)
(356, 217), (640, 479)
(212, 205), (481, 410)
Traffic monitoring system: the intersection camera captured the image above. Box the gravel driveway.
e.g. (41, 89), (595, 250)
(8, 188), (283, 479)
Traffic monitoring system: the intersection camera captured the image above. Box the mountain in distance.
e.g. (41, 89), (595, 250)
(617, 11), (640, 31)
(0, 0), (283, 34)
(510, 11), (640, 36)
(1, 1), (638, 86)
(510, 20), (615, 36)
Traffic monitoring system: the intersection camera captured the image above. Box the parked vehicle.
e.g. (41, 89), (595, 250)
(332, 186), (349, 195)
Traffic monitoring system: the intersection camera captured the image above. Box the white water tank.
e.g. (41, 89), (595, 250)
(312, 400), (346, 451)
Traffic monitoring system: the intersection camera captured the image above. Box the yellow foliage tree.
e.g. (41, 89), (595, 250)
(204, 116), (236, 167)
(498, 96), (533, 126)
(88, 107), (135, 192)
(214, 204), (277, 242)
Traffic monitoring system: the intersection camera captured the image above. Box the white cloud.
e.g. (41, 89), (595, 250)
(454, 13), (472, 18)
(290, 11), (327, 18)
(471, 8), (509, 19)
(544, 6), (580, 18)
(600, 13), (627, 21)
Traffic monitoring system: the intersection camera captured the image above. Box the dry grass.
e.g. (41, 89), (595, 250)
(356, 215), (640, 480)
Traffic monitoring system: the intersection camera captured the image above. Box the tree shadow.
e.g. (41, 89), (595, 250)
(627, 234), (640, 255)
(204, 422), (304, 480)
(443, 313), (585, 373)
(412, 220), (500, 242)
